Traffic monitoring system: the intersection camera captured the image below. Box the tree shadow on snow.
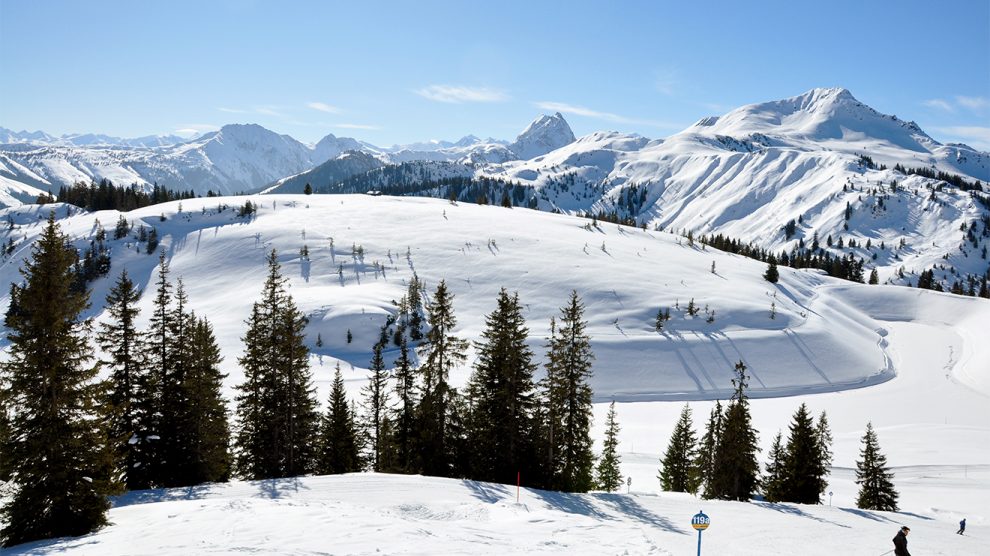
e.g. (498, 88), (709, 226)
(592, 493), (689, 535)
(254, 476), (310, 499)
(838, 507), (895, 523)
(529, 489), (611, 520)
(752, 501), (850, 529)
(112, 483), (219, 508)
(895, 510), (934, 521)
(462, 480), (510, 504)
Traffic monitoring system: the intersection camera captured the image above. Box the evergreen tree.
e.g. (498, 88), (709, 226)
(762, 431), (786, 503)
(764, 256), (780, 283)
(542, 291), (595, 492)
(466, 289), (538, 485)
(98, 270), (155, 490)
(159, 279), (196, 486)
(143, 253), (172, 485)
(868, 269), (879, 284)
(1, 214), (120, 547)
(318, 364), (362, 474)
(179, 316), (231, 485)
(362, 333), (394, 471)
(303, 183), (313, 195)
(814, 411), (834, 501)
(696, 401), (724, 498)
(780, 403), (824, 503)
(233, 250), (319, 479)
(855, 423), (898, 511)
(659, 403), (699, 493)
(709, 361), (760, 501)
(416, 280), (468, 477)
(407, 275), (424, 341)
(595, 401), (622, 491)
(393, 333), (418, 472)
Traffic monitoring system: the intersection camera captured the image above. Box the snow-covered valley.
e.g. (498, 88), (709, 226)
(0, 195), (987, 554)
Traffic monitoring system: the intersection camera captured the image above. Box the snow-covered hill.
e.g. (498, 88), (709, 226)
(4, 472), (985, 556)
(0, 195), (987, 553)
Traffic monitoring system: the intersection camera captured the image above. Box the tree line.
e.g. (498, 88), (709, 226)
(52, 180), (197, 212)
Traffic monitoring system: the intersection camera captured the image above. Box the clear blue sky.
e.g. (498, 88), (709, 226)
(1, 0), (988, 148)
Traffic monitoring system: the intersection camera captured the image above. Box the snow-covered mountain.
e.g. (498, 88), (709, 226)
(263, 150), (384, 194)
(328, 88), (990, 293)
(0, 127), (187, 148)
(508, 111), (577, 159)
(2, 89), (987, 294)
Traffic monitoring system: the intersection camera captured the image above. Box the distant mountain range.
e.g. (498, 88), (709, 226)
(2, 88), (988, 293)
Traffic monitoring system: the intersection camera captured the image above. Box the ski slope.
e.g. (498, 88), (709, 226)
(0, 195), (987, 554)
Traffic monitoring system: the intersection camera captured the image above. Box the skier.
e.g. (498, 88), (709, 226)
(893, 526), (911, 556)
(957, 518), (966, 535)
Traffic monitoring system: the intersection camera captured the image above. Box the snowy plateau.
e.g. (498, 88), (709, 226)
(0, 191), (987, 555)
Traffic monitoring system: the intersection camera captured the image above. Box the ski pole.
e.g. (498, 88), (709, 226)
(877, 551), (893, 556)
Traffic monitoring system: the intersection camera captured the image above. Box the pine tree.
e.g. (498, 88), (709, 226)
(159, 279), (196, 487)
(659, 403), (699, 493)
(143, 254), (172, 485)
(709, 361), (760, 501)
(407, 275), (424, 341)
(814, 411), (834, 501)
(179, 316), (231, 485)
(654, 307), (665, 332)
(542, 291), (595, 492)
(98, 270), (155, 490)
(764, 256), (779, 283)
(393, 333), (418, 472)
(362, 333), (393, 471)
(1, 214), (120, 546)
(855, 423), (898, 511)
(696, 401), (724, 498)
(318, 364), (361, 474)
(595, 401), (622, 491)
(868, 269), (879, 284)
(762, 431), (786, 503)
(416, 280), (467, 477)
(780, 403), (824, 503)
(466, 288), (538, 485)
(233, 250), (319, 479)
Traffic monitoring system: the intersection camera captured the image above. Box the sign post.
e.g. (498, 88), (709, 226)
(828, 491), (833, 507)
(691, 510), (710, 556)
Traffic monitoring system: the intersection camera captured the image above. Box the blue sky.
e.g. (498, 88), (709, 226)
(1, 0), (988, 148)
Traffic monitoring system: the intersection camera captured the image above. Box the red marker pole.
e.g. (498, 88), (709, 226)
(517, 471), (520, 503)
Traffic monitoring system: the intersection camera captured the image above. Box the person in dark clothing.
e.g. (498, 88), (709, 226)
(893, 526), (911, 556)
(957, 518), (966, 535)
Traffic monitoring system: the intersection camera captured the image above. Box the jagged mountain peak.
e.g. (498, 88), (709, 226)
(509, 112), (576, 159)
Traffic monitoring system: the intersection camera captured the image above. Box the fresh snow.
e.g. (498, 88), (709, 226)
(0, 194), (987, 553)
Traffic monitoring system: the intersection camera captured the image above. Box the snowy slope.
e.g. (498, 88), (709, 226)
(0, 195), (987, 554)
(4, 472), (985, 556)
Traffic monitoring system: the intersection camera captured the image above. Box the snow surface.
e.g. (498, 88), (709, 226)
(0, 195), (987, 554)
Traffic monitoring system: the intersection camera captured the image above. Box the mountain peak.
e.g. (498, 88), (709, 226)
(509, 112), (576, 159)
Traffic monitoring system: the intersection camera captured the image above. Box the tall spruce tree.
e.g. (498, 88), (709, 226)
(178, 316), (231, 485)
(780, 403), (825, 504)
(814, 411), (834, 499)
(144, 253), (172, 485)
(98, 269), (155, 490)
(233, 250), (319, 479)
(159, 279), (196, 487)
(416, 280), (468, 477)
(362, 333), (394, 471)
(855, 422), (898, 511)
(542, 291), (595, 492)
(1, 214), (120, 547)
(318, 364), (362, 474)
(696, 400), (724, 498)
(595, 401), (622, 492)
(659, 403), (700, 493)
(762, 431), (786, 503)
(466, 289), (538, 485)
(709, 361), (760, 501)
(393, 333), (418, 472)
